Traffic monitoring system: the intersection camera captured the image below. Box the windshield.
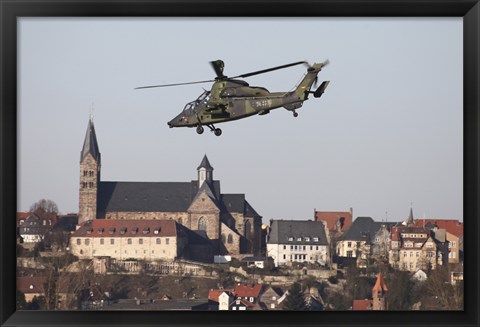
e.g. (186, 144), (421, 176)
(183, 90), (210, 115)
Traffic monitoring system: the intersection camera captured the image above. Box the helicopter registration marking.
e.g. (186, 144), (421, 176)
(253, 99), (272, 108)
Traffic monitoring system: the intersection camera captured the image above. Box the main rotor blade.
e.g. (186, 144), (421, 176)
(230, 61), (307, 79)
(135, 79), (215, 90)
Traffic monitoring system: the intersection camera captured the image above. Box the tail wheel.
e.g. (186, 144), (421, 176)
(214, 128), (222, 136)
(196, 125), (204, 134)
(293, 112), (299, 117)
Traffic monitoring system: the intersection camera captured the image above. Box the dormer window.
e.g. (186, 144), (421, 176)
(86, 228), (93, 234)
(288, 237), (293, 242)
(120, 227), (127, 235)
(131, 227), (138, 235)
(297, 237), (302, 242)
(305, 237), (310, 242)
(143, 227), (150, 234)
(109, 227), (115, 235)
(154, 228), (161, 234)
(313, 237), (319, 242)
(97, 228), (104, 234)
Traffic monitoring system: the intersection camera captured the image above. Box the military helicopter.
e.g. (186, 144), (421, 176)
(136, 60), (330, 136)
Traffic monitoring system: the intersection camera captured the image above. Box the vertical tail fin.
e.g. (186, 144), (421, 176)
(293, 62), (327, 100)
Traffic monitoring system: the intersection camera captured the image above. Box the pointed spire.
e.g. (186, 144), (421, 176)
(80, 116), (101, 163)
(197, 154), (213, 170)
(402, 206), (415, 226)
(372, 272), (388, 292)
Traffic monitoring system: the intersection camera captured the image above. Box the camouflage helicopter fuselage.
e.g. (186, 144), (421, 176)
(167, 62), (328, 134)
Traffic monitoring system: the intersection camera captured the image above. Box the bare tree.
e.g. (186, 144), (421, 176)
(29, 199), (59, 213)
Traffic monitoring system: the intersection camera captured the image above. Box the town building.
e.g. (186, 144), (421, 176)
(17, 276), (47, 302)
(266, 219), (329, 267)
(335, 217), (396, 268)
(77, 117), (262, 258)
(389, 209), (448, 272)
(208, 283), (282, 311)
(413, 219), (463, 264)
(314, 208), (353, 238)
(71, 220), (189, 261)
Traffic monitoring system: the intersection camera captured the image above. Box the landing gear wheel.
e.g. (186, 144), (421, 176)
(214, 128), (222, 136)
(293, 112), (299, 118)
(196, 126), (204, 134)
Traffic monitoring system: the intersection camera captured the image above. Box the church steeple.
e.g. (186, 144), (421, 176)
(372, 272), (388, 310)
(197, 155), (213, 187)
(80, 116), (101, 163)
(78, 116), (101, 224)
(402, 207), (415, 226)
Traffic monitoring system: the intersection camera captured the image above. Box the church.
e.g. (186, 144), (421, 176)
(75, 117), (263, 259)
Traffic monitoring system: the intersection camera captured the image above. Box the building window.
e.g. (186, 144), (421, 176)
(156, 238), (161, 244)
(110, 239), (114, 245)
(166, 238), (169, 245)
(244, 220), (251, 238)
(313, 237), (319, 242)
(297, 237), (302, 242)
(305, 237), (310, 242)
(283, 245), (286, 250)
(76, 239), (81, 245)
(347, 251), (353, 257)
(100, 239), (104, 245)
(85, 239), (90, 245)
(128, 238), (132, 245)
(348, 242), (352, 247)
(139, 238), (143, 245)
(288, 237), (293, 241)
(198, 217), (207, 231)
(283, 254), (286, 259)
(227, 234), (233, 244)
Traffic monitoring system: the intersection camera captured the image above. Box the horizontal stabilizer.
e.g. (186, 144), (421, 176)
(313, 81), (330, 98)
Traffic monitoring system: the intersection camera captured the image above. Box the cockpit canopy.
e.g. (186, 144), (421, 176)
(183, 90), (210, 115)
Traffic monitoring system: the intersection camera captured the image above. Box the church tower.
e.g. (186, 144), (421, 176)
(197, 155), (213, 188)
(78, 116), (101, 224)
(372, 272), (388, 310)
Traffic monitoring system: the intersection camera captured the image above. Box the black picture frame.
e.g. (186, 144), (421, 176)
(1, 0), (478, 326)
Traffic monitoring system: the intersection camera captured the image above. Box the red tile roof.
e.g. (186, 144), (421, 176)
(413, 219), (463, 237)
(352, 299), (373, 310)
(72, 219), (178, 238)
(314, 210), (352, 232)
(234, 283), (263, 298)
(208, 289), (234, 302)
(17, 276), (47, 294)
(372, 272), (388, 292)
(231, 298), (256, 308)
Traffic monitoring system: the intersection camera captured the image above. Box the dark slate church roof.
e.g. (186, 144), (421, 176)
(338, 217), (396, 242)
(96, 180), (260, 218)
(268, 220), (328, 245)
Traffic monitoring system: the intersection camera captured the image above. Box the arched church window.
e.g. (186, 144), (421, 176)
(244, 220), (251, 238)
(227, 234), (233, 244)
(198, 217), (207, 231)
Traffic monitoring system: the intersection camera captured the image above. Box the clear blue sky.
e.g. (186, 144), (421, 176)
(18, 17), (463, 223)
